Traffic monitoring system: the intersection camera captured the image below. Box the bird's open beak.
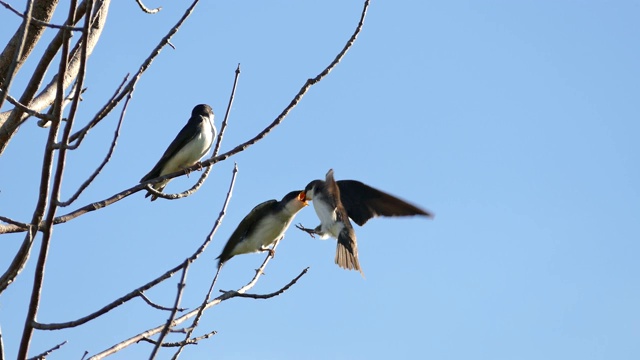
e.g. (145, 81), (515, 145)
(298, 191), (308, 206)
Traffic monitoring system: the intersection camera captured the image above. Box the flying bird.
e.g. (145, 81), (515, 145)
(140, 104), (216, 200)
(298, 169), (433, 275)
(217, 190), (308, 268)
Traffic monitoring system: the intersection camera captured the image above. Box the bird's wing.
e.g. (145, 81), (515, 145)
(337, 180), (434, 226)
(140, 114), (204, 182)
(216, 200), (278, 264)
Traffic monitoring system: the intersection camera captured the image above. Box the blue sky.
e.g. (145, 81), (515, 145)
(1, 1), (639, 359)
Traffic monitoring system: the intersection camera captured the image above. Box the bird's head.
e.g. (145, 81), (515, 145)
(304, 180), (324, 201)
(192, 104), (214, 120)
(281, 190), (308, 210)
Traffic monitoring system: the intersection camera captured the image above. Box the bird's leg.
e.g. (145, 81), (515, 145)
(295, 223), (318, 238)
(259, 245), (275, 258)
(181, 165), (192, 178)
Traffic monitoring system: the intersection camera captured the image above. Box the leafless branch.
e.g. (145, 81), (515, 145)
(3, 94), (52, 121)
(58, 87), (130, 207)
(139, 330), (216, 347)
(66, 74), (128, 149)
(26, 340), (67, 360)
(170, 263), (222, 359)
(17, 2), (79, 356)
(220, 267), (309, 300)
(33, 164), (238, 331)
(149, 262), (190, 360)
(88, 237), (281, 360)
(0, 1), (83, 31)
(212, 64), (240, 158)
(0, 324), (5, 360)
(0, 0), (34, 110)
(134, 0), (161, 14)
(67, 0), (202, 147)
(0, 0), (104, 156)
(139, 292), (187, 312)
(0, 215), (30, 229)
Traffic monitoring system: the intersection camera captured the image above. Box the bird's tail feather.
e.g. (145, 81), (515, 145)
(335, 228), (364, 277)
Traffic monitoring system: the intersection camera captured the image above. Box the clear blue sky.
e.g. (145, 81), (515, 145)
(1, 1), (639, 359)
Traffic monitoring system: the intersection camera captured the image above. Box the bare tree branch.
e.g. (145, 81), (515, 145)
(134, 0), (161, 14)
(139, 330), (216, 347)
(26, 341), (67, 360)
(0, 324), (5, 360)
(88, 238), (289, 360)
(139, 292), (187, 312)
(0, 0), (60, 77)
(0, 1), (82, 31)
(0, 0), (102, 155)
(0, 215), (30, 229)
(149, 262), (190, 360)
(33, 164), (238, 331)
(66, 0), (203, 148)
(58, 86), (130, 207)
(0, 0), (34, 110)
(220, 267), (309, 299)
(17, 1), (79, 356)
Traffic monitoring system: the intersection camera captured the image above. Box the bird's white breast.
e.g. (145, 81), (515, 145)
(313, 198), (342, 239)
(161, 118), (215, 176)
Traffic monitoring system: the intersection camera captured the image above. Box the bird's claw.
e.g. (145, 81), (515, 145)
(296, 223), (316, 238)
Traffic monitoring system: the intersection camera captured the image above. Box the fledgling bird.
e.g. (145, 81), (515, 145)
(140, 104), (216, 201)
(298, 169), (434, 275)
(216, 190), (308, 268)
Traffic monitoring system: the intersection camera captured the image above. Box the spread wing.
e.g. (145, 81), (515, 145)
(140, 114), (203, 182)
(337, 180), (434, 226)
(216, 200), (277, 265)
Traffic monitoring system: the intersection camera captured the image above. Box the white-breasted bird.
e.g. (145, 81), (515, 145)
(217, 190), (308, 268)
(298, 169), (433, 275)
(140, 104), (216, 201)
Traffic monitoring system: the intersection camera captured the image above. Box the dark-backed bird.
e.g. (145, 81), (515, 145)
(217, 190), (308, 268)
(140, 104), (216, 201)
(298, 169), (433, 275)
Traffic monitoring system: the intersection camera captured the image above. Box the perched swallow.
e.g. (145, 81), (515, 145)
(298, 169), (433, 275)
(140, 104), (216, 201)
(216, 190), (308, 268)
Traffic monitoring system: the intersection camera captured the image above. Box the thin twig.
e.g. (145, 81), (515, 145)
(170, 263), (222, 359)
(67, 0), (203, 146)
(34, 164), (238, 331)
(4, 94), (51, 121)
(139, 331), (216, 347)
(58, 87), (130, 207)
(221, 267), (309, 299)
(26, 341), (68, 360)
(149, 262), (190, 360)
(87, 238), (292, 360)
(0, 0), (34, 110)
(135, 0), (161, 14)
(0, 215), (30, 229)
(66, 74), (129, 149)
(0, 0), (83, 31)
(139, 292), (187, 312)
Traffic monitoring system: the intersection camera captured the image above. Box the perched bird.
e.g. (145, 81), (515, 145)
(140, 104), (216, 201)
(216, 190), (308, 268)
(298, 169), (433, 275)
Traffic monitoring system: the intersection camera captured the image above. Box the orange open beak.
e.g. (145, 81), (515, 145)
(298, 191), (308, 205)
